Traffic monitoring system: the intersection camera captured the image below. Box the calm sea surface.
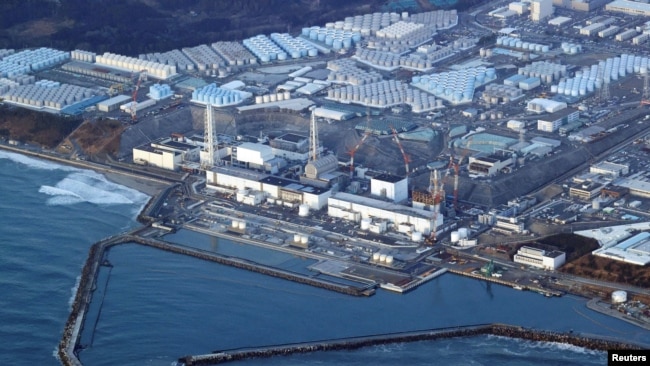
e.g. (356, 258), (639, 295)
(1, 151), (646, 366)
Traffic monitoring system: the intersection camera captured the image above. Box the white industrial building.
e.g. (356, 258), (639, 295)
(205, 166), (330, 210)
(328, 192), (442, 235)
(371, 174), (408, 203)
(133, 137), (201, 170)
(606, 0), (650, 16)
(536, 108), (579, 132)
(548, 16), (571, 26)
(468, 154), (514, 177)
(97, 95), (131, 112)
(593, 232), (650, 266)
(231, 142), (286, 174)
(590, 161), (629, 177)
(509, 2), (530, 14)
(580, 23), (606, 36)
(530, 0), (554, 22)
(526, 98), (567, 113)
(514, 246), (566, 270)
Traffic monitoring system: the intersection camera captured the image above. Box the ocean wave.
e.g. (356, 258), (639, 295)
(39, 170), (149, 206)
(0, 150), (78, 172)
(487, 335), (605, 356)
(69, 275), (81, 310)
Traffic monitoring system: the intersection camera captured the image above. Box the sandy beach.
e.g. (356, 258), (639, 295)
(102, 170), (172, 196)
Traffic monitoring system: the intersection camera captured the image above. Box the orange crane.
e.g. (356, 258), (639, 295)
(348, 111), (372, 179)
(446, 154), (461, 211)
(390, 126), (410, 175)
(130, 70), (147, 122)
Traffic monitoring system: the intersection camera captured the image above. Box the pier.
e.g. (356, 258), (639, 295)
(178, 323), (645, 365)
(446, 268), (564, 297)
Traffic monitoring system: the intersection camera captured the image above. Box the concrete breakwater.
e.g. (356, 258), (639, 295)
(178, 323), (644, 366)
(58, 231), (374, 365)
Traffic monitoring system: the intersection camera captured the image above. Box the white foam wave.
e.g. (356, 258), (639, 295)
(40, 170), (149, 207)
(490, 335), (605, 356)
(0, 150), (78, 172)
(69, 275), (81, 310)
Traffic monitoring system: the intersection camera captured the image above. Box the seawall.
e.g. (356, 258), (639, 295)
(178, 323), (643, 365)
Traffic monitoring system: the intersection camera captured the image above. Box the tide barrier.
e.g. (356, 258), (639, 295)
(179, 323), (644, 365)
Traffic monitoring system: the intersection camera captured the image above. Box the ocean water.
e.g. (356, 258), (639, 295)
(0, 150), (644, 366)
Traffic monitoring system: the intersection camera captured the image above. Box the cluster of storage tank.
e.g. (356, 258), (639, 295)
(518, 61), (567, 84)
(0, 49), (15, 59)
(479, 48), (494, 58)
(3, 47), (69, 72)
(560, 42), (582, 54)
(412, 67), (496, 104)
(326, 80), (411, 108)
(408, 9), (458, 29)
(140, 49), (196, 71)
(230, 220), (247, 231)
(301, 27), (361, 51)
(243, 34), (288, 63)
(269, 33), (318, 59)
(550, 54), (650, 97)
(327, 59), (382, 85)
(292, 233), (310, 245)
(478, 111), (505, 121)
(0, 60), (30, 78)
(148, 83), (172, 100)
(450, 228), (470, 243)
(482, 84), (523, 104)
(181, 45), (225, 71)
(375, 20), (423, 39)
(3, 81), (94, 110)
(333, 12), (401, 36)
(0, 78), (19, 95)
(70, 49), (96, 63)
(371, 252), (394, 265)
(496, 37), (550, 53)
(254, 91), (291, 104)
(211, 41), (257, 66)
(366, 25), (435, 54)
(95, 52), (176, 79)
(191, 83), (244, 106)
(356, 48), (440, 71)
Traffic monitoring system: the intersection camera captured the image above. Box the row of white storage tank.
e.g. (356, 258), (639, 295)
(191, 83), (244, 106)
(561, 42), (582, 54)
(71, 49), (96, 63)
(408, 10), (457, 29)
(2, 82), (94, 109)
(375, 20), (423, 39)
(243, 34), (288, 63)
(327, 59), (383, 85)
(181, 44), (225, 71)
(140, 49), (196, 71)
(412, 67), (495, 103)
(212, 41), (257, 66)
(496, 37), (549, 53)
(0, 61), (31, 78)
(292, 233), (310, 245)
(518, 61), (567, 84)
(95, 52), (177, 79)
(254, 92), (291, 104)
(270, 33), (318, 58)
(332, 12), (402, 36)
(371, 252), (394, 264)
(2, 47), (69, 71)
(450, 228), (470, 243)
(231, 220), (247, 230)
(366, 25), (434, 54)
(301, 26), (361, 49)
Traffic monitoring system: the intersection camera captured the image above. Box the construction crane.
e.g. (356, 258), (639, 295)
(348, 110), (372, 179)
(390, 126), (410, 176)
(130, 70), (147, 122)
(447, 155), (461, 211)
(425, 169), (445, 245)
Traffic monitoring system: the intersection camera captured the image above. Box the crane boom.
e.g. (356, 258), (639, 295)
(390, 126), (410, 175)
(130, 69), (147, 122)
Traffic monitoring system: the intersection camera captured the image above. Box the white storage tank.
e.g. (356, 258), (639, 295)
(450, 231), (460, 243)
(458, 228), (469, 239)
(301, 235), (309, 245)
(360, 218), (372, 230)
(385, 255), (394, 265)
(238, 221), (247, 230)
(411, 231), (423, 242)
(612, 290), (627, 303)
(379, 254), (387, 263)
(298, 204), (310, 217)
(294, 233), (302, 242)
(372, 252), (381, 262)
(231, 220), (239, 228)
